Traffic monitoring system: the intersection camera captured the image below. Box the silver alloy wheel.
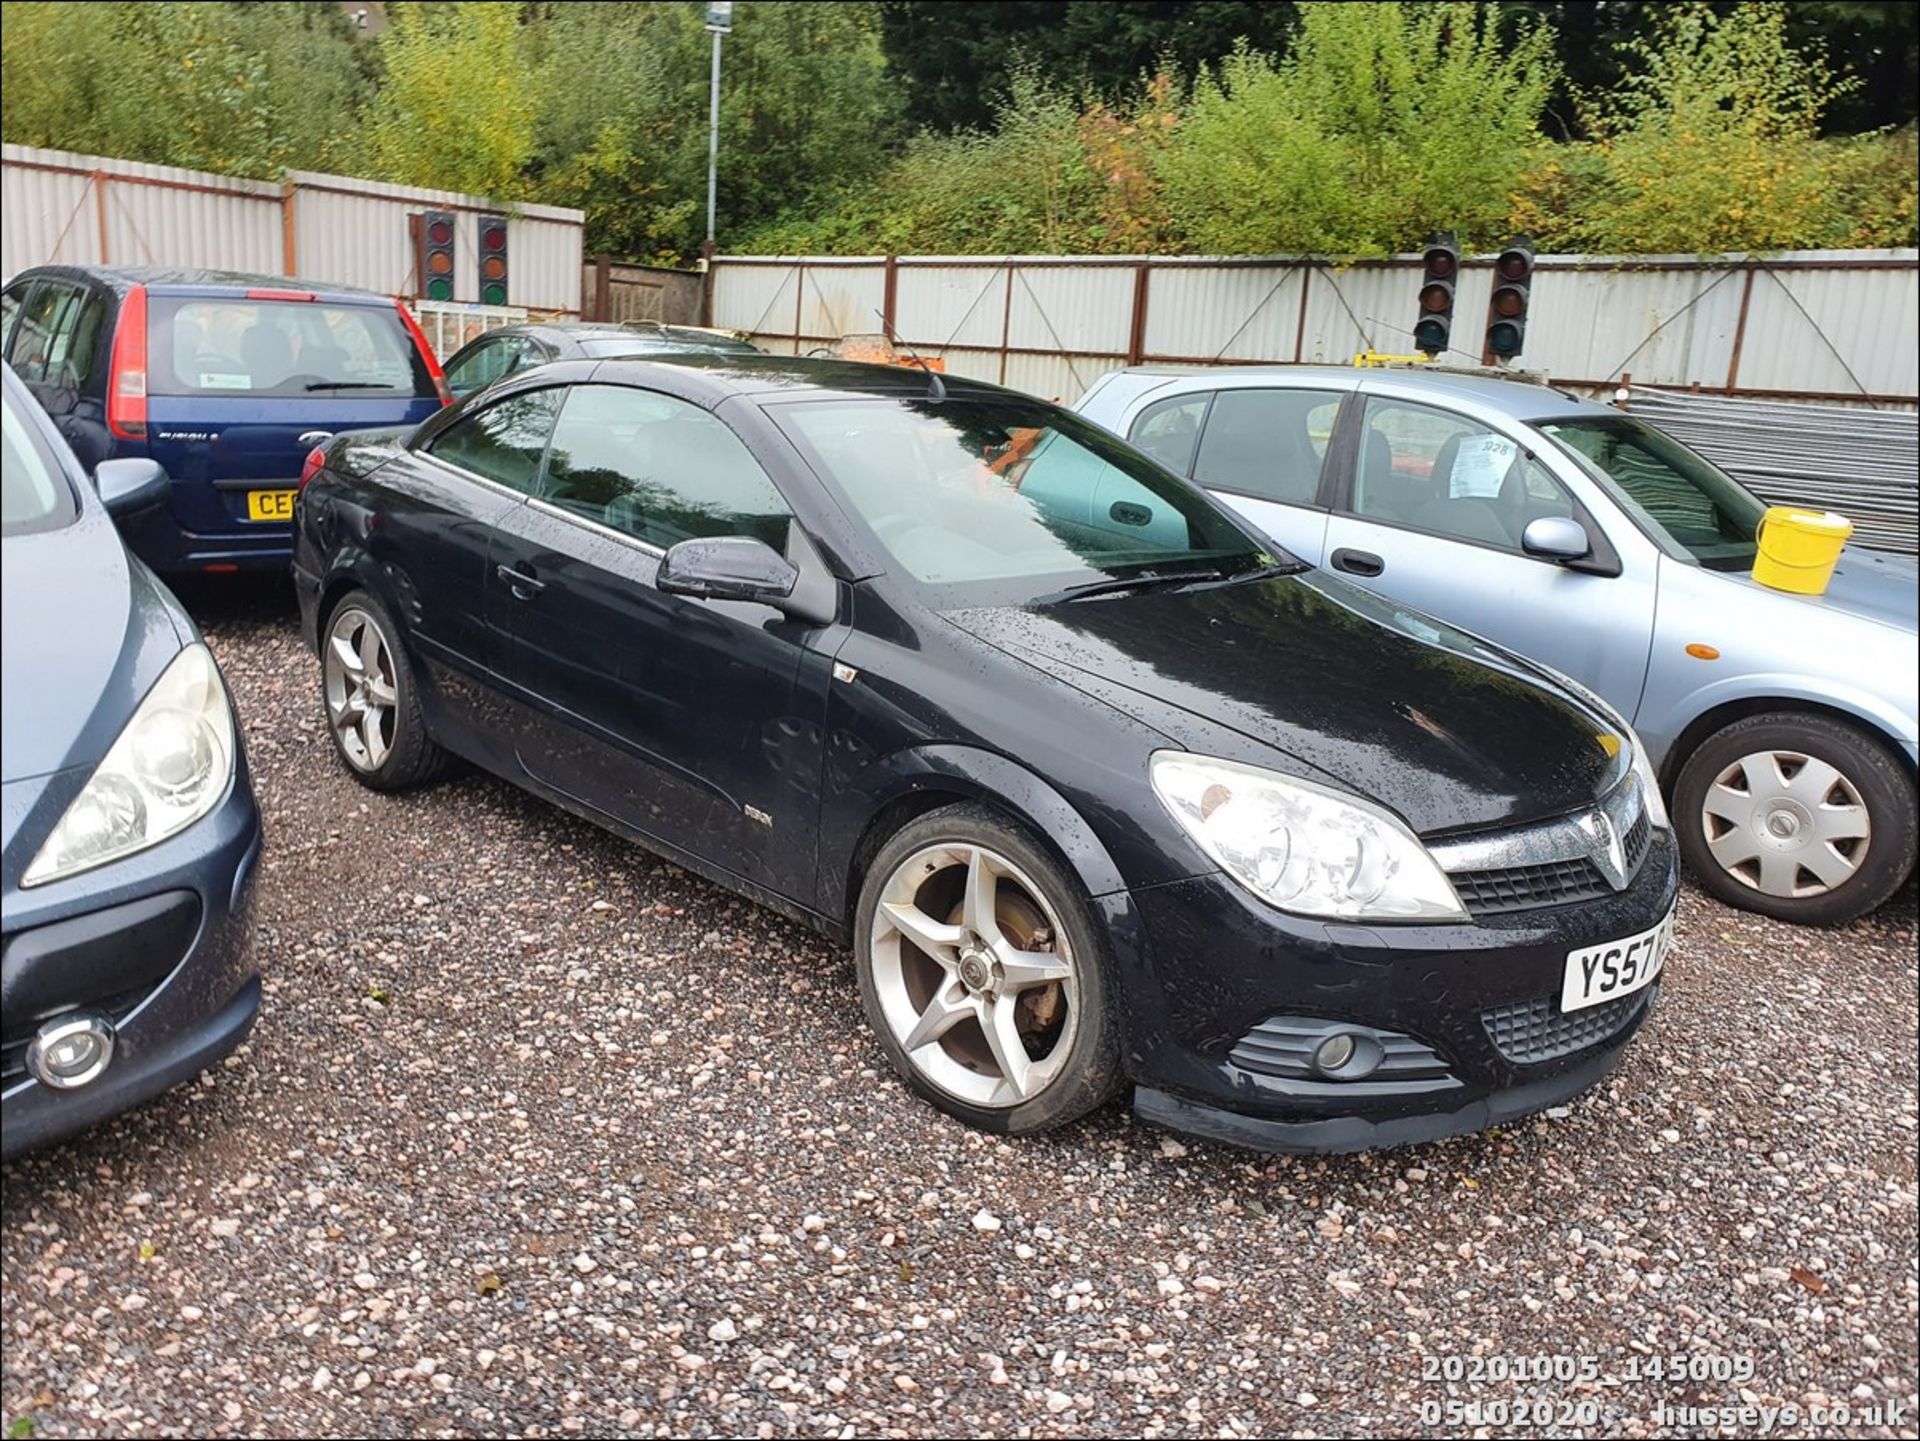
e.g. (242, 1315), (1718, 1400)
(869, 843), (1079, 1109)
(323, 606), (399, 773)
(1701, 749), (1871, 898)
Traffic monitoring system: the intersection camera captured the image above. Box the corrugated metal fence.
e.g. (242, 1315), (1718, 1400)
(2, 143), (585, 313)
(709, 250), (1919, 408)
(1622, 387), (1919, 556)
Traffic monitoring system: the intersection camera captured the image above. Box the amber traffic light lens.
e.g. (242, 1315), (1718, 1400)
(1493, 286), (1525, 317)
(428, 253), (452, 275)
(483, 257), (506, 281)
(1420, 283), (1452, 313)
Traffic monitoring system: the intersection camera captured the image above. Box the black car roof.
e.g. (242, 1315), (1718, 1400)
(10, 264), (394, 302)
(587, 353), (1018, 403)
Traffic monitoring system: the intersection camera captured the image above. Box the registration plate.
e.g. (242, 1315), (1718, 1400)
(246, 489), (296, 522)
(1561, 908), (1674, 1013)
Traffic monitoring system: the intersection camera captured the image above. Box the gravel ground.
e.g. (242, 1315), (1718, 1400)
(3, 582), (1916, 1440)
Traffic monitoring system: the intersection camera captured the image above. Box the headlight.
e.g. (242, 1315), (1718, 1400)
(1150, 752), (1467, 921)
(23, 644), (235, 887)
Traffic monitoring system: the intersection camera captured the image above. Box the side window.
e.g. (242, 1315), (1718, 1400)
(1353, 397), (1572, 551)
(444, 335), (528, 397)
(10, 283), (83, 385)
(425, 387), (563, 494)
(1191, 388), (1342, 505)
(541, 384), (792, 552)
(1128, 393), (1209, 477)
(1, 285), (26, 359)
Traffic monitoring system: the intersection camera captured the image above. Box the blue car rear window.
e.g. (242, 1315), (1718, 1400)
(150, 297), (436, 400)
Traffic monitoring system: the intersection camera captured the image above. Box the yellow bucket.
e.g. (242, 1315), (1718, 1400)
(1752, 506), (1852, 596)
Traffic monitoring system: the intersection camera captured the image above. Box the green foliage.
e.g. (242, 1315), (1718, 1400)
(364, 1), (534, 199)
(1156, 4), (1558, 254)
(0, 1), (370, 177)
(1, 0), (1912, 259)
(1516, 3), (1913, 253)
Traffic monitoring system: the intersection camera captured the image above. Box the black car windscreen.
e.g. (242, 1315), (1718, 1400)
(149, 298), (438, 399)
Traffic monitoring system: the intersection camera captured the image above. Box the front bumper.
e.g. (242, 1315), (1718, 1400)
(1118, 830), (1679, 1153)
(1, 763), (263, 1161)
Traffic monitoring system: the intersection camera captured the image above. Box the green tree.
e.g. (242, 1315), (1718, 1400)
(1530, 3), (1877, 253)
(364, 1), (535, 199)
(1155, 2), (1558, 255)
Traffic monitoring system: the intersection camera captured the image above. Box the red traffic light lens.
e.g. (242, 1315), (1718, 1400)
(1496, 251), (1531, 281)
(482, 226), (506, 251)
(1492, 285), (1526, 317)
(1424, 250), (1456, 280)
(1419, 283), (1453, 314)
(427, 219), (453, 247)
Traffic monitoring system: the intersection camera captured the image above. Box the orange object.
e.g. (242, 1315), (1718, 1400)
(1685, 643), (1721, 661)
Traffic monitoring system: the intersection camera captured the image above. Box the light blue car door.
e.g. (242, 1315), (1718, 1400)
(1316, 391), (1660, 717)
(1125, 387), (1346, 566)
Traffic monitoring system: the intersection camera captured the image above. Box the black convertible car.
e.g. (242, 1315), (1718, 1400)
(292, 356), (1678, 1154)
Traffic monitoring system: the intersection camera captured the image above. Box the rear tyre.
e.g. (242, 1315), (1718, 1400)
(854, 803), (1122, 1135)
(320, 590), (446, 791)
(1673, 712), (1915, 926)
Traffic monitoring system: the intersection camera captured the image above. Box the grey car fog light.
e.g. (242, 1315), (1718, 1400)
(25, 1012), (116, 1089)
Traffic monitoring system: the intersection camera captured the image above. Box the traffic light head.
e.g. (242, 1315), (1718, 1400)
(1487, 237), (1534, 360)
(1416, 231), (1459, 357)
(421, 210), (456, 302)
(478, 217), (509, 307)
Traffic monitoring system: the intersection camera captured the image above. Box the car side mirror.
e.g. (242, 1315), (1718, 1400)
(94, 458), (170, 518)
(658, 535), (800, 606)
(1521, 515), (1593, 564)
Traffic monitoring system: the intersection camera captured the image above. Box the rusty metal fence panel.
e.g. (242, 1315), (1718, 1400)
(4, 143), (584, 313)
(711, 249), (1918, 407)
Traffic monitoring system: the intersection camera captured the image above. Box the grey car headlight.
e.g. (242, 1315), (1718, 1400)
(1150, 752), (1468, 921)
(23, 644), (235, 888)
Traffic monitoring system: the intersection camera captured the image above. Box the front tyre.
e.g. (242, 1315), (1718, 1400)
(854, 803), (1121, 1134)
(320, 590), (446, 792)
(1673, 712), (1916, 926)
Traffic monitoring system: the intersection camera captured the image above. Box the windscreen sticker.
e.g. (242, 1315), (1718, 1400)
(199, 372), (254, 390)
(1448, 434), (1518, 499)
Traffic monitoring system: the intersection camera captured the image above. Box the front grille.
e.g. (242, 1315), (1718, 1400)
(1622, 806), (1652, 871)
(1451, 857), (1612, 914)
(1230, 1016), (1452, 1081)
(1481, 987), (1652, 1065)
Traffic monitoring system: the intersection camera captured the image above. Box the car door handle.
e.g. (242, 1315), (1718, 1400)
(496, 564), (545, 599)
(1331, 547), (1385, 577)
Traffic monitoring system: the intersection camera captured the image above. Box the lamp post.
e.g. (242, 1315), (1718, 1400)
(704, 1), (733, 260)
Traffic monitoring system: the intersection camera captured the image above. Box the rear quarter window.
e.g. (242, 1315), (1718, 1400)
(151, 298), (436, 399)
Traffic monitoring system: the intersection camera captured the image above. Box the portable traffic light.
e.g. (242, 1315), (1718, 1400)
(1486, 236), (1534, 360)
(478, 216), (509, 307)
(420, 210), (456, 302)
(1414, 231), (1459, 357)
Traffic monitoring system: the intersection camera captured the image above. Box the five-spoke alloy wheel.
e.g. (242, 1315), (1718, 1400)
(856, 804), (1119, 1133)
(319, 590), (445, 791)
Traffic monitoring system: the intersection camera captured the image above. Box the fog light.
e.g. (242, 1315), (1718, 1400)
(1312, 1030), (1383, 1080)
(25, 1012), (116, 1089)
(1314, 1034), (1356, 1072)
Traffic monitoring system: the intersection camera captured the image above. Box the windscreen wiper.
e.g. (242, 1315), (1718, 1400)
(304, 381), (395, 391)
(1032, 558), (1304, 606)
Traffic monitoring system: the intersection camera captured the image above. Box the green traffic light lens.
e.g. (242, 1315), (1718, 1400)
(1489, 320), (1523, 356)
(1414, 318), (1449, 353)
(482, 284), (507, 306)
(426, 279), (453, 301)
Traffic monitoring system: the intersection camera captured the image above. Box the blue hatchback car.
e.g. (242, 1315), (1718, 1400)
(1, 266), (449, 576)
(2, 365), (263, 1159)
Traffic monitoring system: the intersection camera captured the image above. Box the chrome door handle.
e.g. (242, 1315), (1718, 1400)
(496, 564), (545, 599)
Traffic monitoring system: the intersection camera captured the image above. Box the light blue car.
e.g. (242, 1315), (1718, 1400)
(1076, 365), (1917, 926)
